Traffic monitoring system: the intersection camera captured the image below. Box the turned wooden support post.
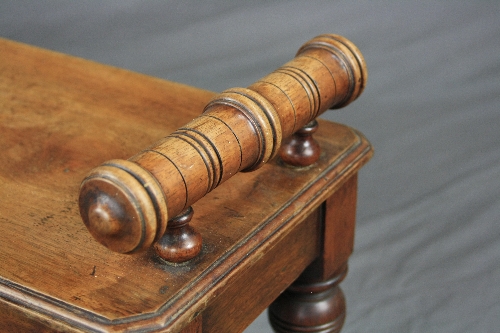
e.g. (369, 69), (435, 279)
(78, 35), (367, 262)
(154, 206), (202, 264)
(269, 264), (348, 333)
(269, 174), (359, 333)
(279, 120), (321, 167)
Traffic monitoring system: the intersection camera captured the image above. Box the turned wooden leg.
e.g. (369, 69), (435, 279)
(268, 263), (347, 333)
(269, 174), (358, 333)
(154, 206), (202, 263)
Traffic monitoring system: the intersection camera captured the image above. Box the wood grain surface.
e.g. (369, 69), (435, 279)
(0, 38), (372, 332)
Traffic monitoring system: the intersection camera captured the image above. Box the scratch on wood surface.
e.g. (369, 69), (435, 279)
(224, 206), (244, 218)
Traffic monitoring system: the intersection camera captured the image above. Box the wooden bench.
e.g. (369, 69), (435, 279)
(0, 35), (372, 332)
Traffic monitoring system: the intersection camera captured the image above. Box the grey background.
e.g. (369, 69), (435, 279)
(2, 1), (499, 332)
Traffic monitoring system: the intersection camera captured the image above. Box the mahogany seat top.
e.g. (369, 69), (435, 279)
(0, 39), (372, 332)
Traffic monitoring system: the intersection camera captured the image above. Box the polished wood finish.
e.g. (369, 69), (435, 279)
(0, 37), (372, 332)
(322, 175), (359, 279)
(154, 207), (203, 263)
(268, 174), (358, 333)
(78, 34), (368, 262)
(269, 264), (348, 333)
(279, 120), (321, 167)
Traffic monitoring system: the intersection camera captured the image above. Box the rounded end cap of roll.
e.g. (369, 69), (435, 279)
(79, 160), (167, 254)
(297, 34), (367, 109)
